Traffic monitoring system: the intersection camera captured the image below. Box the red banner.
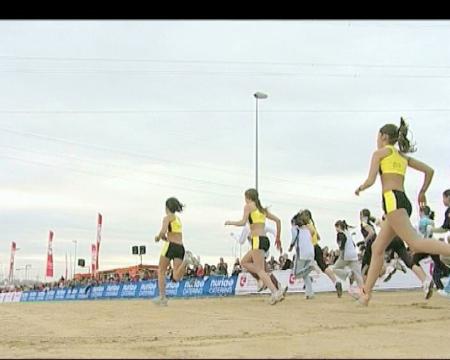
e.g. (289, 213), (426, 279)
(8, 241), (16, 283)
(96, 213), (102, 271)
(91, 243), (97, 276)
(46, 231), (54, 278)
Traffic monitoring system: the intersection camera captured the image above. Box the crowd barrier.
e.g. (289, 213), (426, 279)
(0, 275), (237, 304)
(235, 265), (424, 295)
(1, 258), (447, 304)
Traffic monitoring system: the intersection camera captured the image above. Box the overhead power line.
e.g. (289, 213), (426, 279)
(2, 68), (450, 79)
(1, 55), (450, 69)
(1, 108), (450, 114)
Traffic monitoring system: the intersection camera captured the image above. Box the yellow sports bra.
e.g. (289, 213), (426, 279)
(168, 216), (182, 233)
(379, 145), (407, 176)
(308, 221), (319, 246)
(248, 208), (266, 224)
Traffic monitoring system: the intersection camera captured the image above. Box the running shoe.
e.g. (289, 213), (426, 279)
(305, 294), (315, 300)
(348, 286), (361, 300)
(184, 251), (200, 267)
(423, 279), (434, 300)
(269, 289), (284, 305)
(256, 279), (267, 292)
(152, 296), (168, 307)
(277, 284), (287, 303)
(335, 281), (343, 298)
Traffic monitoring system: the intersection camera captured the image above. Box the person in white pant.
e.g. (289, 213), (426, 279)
(332, 220), (364, 298)
(289, 211), (316, 299)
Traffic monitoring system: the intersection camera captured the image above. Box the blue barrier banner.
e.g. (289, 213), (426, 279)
(27, 291), (38, 302)
(181, 278), (207, 297)
(36, 291), (46, 301)
(20, 292), (29, 302)
(77, 287), (90, 300)
(204, 276), (237, 296)
(90, 285), (106, 299)
(165, 280), (182, 297)
(45, 290), (56, 301)
(104, 284), (122, 298)
(138, 281), (158, 298)
(55, 289), (67, 301)
(46, 290), (56, 301)
(65, 288), (79, 300)
(120, 283), (138, 298)
(18, 276), (239, 303)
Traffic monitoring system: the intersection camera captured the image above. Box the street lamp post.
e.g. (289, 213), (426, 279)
(253, 92), (268, 192)
(24, 264), (31, 281)
(72, 240), (77, 280)
(15, 267), (24, 283)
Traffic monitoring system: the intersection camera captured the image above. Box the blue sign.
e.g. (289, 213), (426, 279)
(104, 284), (122, 298)
(90, 285), (106, 299)
(138, 281), (158, 298)
(55, 289), (67, 301)
(120, 283), (138, 298)
(18, 276), (239, 303)
(45, 290), (56, 301)
(165, 280), (181, 297)
(182, 278), (206, 297)
(205, 276), (237, 296)
(35, 291), (46, 301)
(77, 287), (90, 300)
(27, 291), (37, 302)
(65, 288), (79, 300)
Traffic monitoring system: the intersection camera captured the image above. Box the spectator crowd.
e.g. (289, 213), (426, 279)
(0, 247), (359, 293)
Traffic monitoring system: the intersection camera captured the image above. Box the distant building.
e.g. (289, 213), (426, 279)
(74, 264), (158, 281)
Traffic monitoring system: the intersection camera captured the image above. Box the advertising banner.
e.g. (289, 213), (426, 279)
(46, 231), (54, 278)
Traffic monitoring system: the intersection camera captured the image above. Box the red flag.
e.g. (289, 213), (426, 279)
(96, 213), (102, 271)
(91, 244), (97, 276)
(8, 241), (16, 283)
(46, 231), (54, 278)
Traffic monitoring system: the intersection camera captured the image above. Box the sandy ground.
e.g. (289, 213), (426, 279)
(1, 290), (450, 359)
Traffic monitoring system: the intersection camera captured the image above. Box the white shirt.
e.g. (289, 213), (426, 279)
(291, 225), (314, 260)
(238, 224), (275, 244)
(343, 230), (358, 261)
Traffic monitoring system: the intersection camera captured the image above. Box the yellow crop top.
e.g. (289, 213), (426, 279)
(379, 145), (408, 176)
(307, 222), (319, 246)
(248, 208), (266, 224)
(168, 216), (182, 233)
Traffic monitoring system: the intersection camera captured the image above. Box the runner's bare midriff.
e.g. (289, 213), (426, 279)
(250, 223), (265, 237)
(381, 173), (405, 194)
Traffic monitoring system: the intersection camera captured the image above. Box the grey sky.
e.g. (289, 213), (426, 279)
(1, 20), (449, 281)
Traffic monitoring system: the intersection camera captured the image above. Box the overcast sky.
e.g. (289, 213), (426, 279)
(1, 20), (449, 281)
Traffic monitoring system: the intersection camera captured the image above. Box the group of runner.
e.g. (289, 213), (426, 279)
(151, 118), (450, 307)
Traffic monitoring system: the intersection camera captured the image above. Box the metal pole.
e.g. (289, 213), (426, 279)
(25, 264), (31, 281)
(255, 98), (259, 192)
(73, 240), (77, 280)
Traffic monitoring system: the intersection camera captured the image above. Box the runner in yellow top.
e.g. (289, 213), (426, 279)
(355, 117), (450, 306)
(302, 209), (343, 298)
(152, 197), (200, 306)
(225, 188), (284, 305)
